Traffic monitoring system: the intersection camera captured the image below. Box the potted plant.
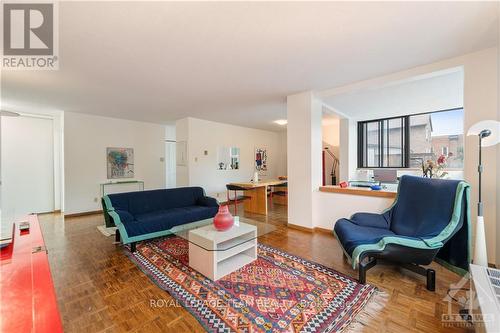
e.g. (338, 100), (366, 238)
(421, 154), (450, 178)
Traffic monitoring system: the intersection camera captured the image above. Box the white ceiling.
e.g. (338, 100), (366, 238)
(1, 2), (497, 131)
(324, 69), (464, 121)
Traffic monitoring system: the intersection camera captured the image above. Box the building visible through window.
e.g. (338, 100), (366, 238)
(358, 108), (464, 169)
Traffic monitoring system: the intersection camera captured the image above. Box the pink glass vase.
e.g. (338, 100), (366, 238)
(213, 205), (234, 231)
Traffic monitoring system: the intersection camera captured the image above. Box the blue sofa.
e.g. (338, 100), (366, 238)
(102, 187), (219, 251)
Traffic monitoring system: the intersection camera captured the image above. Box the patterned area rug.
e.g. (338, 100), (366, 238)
(126, 236), (377, 333)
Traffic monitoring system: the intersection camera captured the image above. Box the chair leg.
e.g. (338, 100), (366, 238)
(130, 242), (137, 253)
(234, 191), (238, 215)
(359, 264), (367, 284)
(426, 269), (436, 291)
(115, 229), (120, 243)
(401, 263), (436, 291)
(358, 257), (377, 284)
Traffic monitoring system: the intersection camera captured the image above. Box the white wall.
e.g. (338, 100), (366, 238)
(64, 112), (166, 215)
(339, 118), (357, 183)
(175, 118), (189, 187)
(325, 69), (464, 120)
(322, 119), (340, 185)
(313, 192), (394, 230)
(278, 131), (287, 176)
(165, 125), (176, 188)
(175, 117), (285, 199)
(497, 7), (500, 268)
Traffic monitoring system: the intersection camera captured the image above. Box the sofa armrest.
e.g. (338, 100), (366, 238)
(197, 196), (219, 207)
(112, 209), (135, 225)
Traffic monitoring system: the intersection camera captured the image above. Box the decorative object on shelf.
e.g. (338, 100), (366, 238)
(255, 147), (267, 172)
(213, 205), (234, 231)
(253, 171), (259, 183)
(107, 147), (134, 179)
(467, 120), (500, 267)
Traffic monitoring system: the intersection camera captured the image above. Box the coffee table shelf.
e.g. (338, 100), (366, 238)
(171, 217), (276, 281)
(188, 223), (257, 280)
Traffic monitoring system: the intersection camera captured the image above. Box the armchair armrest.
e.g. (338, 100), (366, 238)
(197, 196), (219, 207)
(350, 212), (391, 229)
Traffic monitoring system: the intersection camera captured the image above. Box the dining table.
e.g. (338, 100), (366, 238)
(227, 179), (287, 215)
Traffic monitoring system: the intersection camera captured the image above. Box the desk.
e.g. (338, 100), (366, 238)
(0, 215), (63, 333)
(319, 185), (397, 199)
(228, 180), (286, 215)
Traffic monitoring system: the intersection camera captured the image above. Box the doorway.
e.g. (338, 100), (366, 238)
(1, 115), (55, 222)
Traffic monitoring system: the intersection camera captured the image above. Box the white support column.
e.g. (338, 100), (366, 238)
(287, 91), (323, 229)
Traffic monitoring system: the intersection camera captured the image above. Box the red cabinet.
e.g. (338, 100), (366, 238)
(1, 215), (63, 333)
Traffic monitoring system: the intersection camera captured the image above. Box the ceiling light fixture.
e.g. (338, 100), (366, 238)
(274, 119), (287, 126)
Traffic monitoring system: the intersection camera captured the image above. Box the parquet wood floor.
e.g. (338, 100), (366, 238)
(39, 202), (469, 332)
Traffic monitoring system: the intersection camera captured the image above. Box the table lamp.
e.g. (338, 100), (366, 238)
(467, 120), (500, 267)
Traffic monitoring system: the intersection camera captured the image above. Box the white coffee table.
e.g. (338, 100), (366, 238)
(171, 217), (276, 280)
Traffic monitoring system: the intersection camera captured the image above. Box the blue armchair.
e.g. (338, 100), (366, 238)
(333, 175), (470, 291)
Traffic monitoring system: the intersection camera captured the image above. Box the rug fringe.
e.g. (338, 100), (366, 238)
(344, 289), (389, 332)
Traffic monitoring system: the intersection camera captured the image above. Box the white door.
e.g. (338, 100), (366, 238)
(165, 141), (176, 188)
(1, 116), (54, 222)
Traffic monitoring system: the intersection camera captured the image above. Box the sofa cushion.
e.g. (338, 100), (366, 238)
(124, 206), (218, 237)
(127, 189), (170, 215)
(160, 187), (204, 210)
(107, 187), (207, 216)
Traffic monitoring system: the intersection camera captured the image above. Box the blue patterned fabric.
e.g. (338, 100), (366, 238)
(103, 187), (219, 243)
(333, 175), (470, 275)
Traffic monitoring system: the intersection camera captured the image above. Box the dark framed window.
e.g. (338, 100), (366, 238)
(358, 116), (409, 168)
(357, 108), (464, 169)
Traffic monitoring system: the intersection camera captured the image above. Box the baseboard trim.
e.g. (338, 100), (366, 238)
(286, 224), (333, 234)
(314, 226), (332, 234)
(286, 224), (314, 232)
(64, 210), (103, 218)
